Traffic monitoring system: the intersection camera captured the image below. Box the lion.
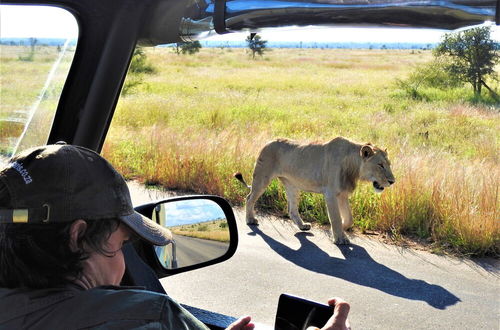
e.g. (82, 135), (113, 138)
(234, 137), (395, 244)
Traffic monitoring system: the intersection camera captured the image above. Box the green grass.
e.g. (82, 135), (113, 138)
(2, 45), (497, 257)
(0, 45), (74, 155)
(103, 48), (499, 257)
(170, 220), (230, 242)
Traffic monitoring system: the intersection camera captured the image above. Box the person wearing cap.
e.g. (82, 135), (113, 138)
(0, 143), (350, 330)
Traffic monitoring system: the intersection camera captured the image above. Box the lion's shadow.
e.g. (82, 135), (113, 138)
(249, 226), (460, 310)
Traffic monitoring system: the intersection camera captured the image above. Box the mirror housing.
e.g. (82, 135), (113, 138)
(132, 195), (238, 277)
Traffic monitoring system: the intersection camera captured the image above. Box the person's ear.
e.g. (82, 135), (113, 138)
(69, 220), (87, 252)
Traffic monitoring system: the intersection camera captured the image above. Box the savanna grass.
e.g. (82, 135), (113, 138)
(104, 47), (499, 257)
(0, 45), (74, 155)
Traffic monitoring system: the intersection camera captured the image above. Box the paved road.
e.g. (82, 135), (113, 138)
(172, 234), (229, 267)
(128, 182), (499, 329)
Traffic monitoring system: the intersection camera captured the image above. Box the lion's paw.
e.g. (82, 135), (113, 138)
(299, 223), (312, 231)
(334, 235), (350, 245)
(246, 218), (259, 226)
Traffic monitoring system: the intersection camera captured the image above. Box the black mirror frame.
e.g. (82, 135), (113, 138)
(133, 195), (239, 278)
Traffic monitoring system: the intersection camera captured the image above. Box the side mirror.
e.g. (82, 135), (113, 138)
(133, 195), (238, 277)
(152, 198), (232, 269)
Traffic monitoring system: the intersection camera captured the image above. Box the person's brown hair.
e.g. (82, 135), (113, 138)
(0, 183), (120, 289)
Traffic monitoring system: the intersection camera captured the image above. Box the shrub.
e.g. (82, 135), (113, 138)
(123, 47), (156, 95)
(396, 59), (459, 100)
(129, 47), (156, 74)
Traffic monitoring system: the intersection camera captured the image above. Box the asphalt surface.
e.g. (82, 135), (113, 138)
(128, 182), (499, 330)
(172, 234), (229, 267)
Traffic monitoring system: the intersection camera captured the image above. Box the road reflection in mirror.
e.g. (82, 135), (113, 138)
(152, 199), (230, 269)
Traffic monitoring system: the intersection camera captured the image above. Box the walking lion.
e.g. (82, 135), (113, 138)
(235, 137), (395, 244)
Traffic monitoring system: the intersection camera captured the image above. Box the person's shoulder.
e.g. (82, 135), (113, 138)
(0, 286), (175, 330)
(67, 286), (169, 327)
(77, 286), (208, 329)
(87, 285), (166, 298)
(81, 285), (168, 313)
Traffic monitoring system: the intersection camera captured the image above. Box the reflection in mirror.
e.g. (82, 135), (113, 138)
(152, 199), (230, 269)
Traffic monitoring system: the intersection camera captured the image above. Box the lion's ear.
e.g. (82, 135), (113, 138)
(361, 145), (375, 159)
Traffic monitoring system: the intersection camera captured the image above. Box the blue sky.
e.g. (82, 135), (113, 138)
(1, 4), (498, 43)
(162, 199), (226, 227)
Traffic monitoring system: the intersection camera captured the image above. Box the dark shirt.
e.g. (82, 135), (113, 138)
(0, 285), (209, 329)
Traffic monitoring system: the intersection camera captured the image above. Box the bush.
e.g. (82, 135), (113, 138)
(396, 59), (460, 100)
(121, 75), (143, 96)
(246, 34), (268, 59)
(129, 47), (156, 74)
(174, 41), (202, 55)
(122, 47), (156, 95)
(197, 224), (208, 232)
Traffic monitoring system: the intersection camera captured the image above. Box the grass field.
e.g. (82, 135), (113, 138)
(1, 45), (497, 257)
(170, 220), (230, 242)
(102, 47), (499, 257)
(0, 45), (73, 155)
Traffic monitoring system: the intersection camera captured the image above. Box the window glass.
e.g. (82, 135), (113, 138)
(106, 21), (499, 328)
(0, 5), (78, 163)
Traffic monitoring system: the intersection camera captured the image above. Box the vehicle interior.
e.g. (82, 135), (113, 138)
(1, 0), (498, 329)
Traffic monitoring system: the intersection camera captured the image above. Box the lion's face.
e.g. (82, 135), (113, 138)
(359, 145), (395, 193)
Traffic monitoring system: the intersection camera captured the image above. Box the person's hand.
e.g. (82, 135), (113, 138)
(320, 298), (351, 330)
(307, 298), (350, 330)
(226, 315), (255, 330)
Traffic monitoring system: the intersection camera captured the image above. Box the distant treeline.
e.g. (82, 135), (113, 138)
(0, 38), (77, 46)
(171, 40), (437, 50)
(2, 37), (435, 50)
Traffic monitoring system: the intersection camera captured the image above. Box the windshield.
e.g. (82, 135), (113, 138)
(106, 23), (499, 328)
(0, 5), (78, 163)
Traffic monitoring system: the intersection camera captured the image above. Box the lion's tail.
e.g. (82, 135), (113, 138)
(233, 172), (251, 189)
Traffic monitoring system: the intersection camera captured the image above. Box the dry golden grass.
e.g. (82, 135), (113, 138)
(1, 45), (74, 155)
(170, 221), (230, 242)
(374, 154), (499, 255)
(171, 229), (230, 242)
(102, 47), (499, 257)
(2, 44), (497, 256)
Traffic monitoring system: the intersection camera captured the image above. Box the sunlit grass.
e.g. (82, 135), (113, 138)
(0, 45), (74, 155)
(362, 154), (499, 256)
(170, 220), (230, 242)
(31, 46), (495, 257)
(2, 43), (496, 256)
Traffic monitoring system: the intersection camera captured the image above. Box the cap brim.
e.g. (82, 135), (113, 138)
(120, 211), (172, 246)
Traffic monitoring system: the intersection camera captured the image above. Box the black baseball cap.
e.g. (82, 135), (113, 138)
(0, 143), (172, 246)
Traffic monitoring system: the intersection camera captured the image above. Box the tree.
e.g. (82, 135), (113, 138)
(129, 47), (156, 74)
(434, 26), (499, 97)
(29, 37), (38, 53)
(18, 37), (38, 62)
(175, 41), (202, 55)
(173, 43), (181, 55)
(122, 47), (156, 95)
(246, 33), (267, 59)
